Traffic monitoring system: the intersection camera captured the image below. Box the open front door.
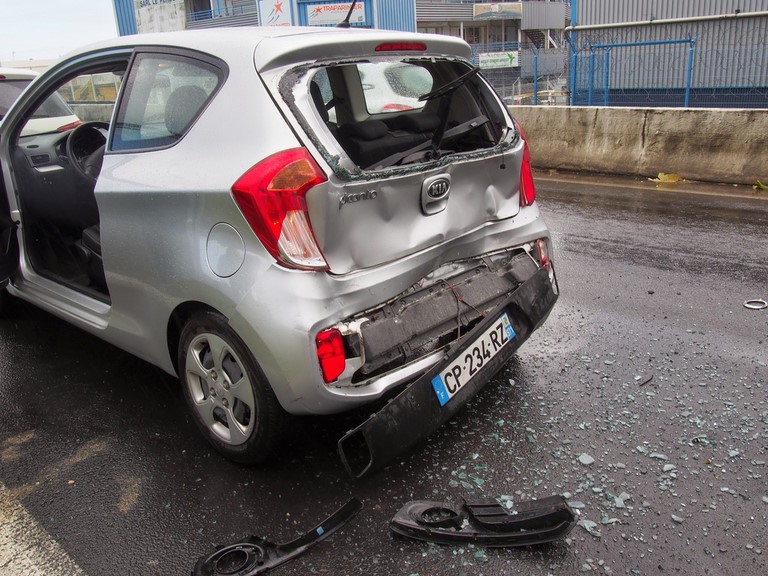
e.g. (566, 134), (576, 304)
(0, 171), (19, 284)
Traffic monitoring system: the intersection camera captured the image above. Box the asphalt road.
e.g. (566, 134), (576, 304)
(1, 173), (766, 576)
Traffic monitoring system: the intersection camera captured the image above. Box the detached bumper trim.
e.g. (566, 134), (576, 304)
(337, 267), (557, 478)
(390, 495), (577, 547)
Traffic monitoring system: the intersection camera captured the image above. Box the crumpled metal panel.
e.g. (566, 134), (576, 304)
(357, 252), (537, 377)
(338, 267), (557, 477)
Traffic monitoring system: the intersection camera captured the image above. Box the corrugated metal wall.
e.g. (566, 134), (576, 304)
(521, 1), (566, 30)
(113, 0), (137, 35)
(231, 0), (258, 13)
(416, 1), (569, 25)
(577, 0), (768, 25)
(377, 0), (417, 31)
(186, 12), (260, 29)
(571, 1), (768, 106)
(415, 1), (473, 22)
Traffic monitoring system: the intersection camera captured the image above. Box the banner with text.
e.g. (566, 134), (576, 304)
(134, 0), (186, 33)
(307, 2), (365, 26)
(478, 51), (520, 69)
(473, 3), (522, 21)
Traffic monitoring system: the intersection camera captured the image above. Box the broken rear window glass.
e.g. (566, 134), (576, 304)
(304, 59), (509, 171)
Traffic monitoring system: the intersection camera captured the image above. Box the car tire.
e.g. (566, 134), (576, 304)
(178, 311), (288, 463)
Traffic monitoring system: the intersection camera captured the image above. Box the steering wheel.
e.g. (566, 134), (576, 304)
(65, 121), (109, 182)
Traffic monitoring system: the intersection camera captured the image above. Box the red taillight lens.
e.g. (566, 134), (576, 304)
(375, 42), (427, 52)
(232, 148), (328, 270)
(316, 328), (346, 383)
(536, 238), (551, 271)
(381, 103), (414, 112)
(518, 127), (537, 207)
(57, 120), (82, 132)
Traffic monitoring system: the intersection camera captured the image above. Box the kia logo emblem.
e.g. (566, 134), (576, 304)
(427, 178), (450, 199)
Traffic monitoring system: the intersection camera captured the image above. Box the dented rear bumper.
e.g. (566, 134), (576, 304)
(337, 266), (558, 477)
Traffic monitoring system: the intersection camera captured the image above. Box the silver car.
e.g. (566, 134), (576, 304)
(0, 27), (557, 473)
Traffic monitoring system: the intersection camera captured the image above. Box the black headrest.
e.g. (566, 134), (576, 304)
(310, 81), (328, 123)
(338, 120), (389, 141)
(165, 85), (208, 136)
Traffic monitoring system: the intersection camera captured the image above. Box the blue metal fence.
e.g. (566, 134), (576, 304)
(568, 11), (768, 108)
(469, 42), (569, 105)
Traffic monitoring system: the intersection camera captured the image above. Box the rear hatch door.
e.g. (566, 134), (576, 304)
(255, 30), (523, 275)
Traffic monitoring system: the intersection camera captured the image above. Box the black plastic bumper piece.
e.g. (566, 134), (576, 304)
(337, 267), (558, 478)
(191, 498), (362, 576)
(390, 495), (576, 547)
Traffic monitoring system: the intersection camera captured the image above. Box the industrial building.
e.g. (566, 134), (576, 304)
(112, 1), (571, 102)
(112, 0), (417, 35)
(110, 1), (766, 108)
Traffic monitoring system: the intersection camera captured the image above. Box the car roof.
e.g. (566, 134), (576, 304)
(61, 26), (472, 71)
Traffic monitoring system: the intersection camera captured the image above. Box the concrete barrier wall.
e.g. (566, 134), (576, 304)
(510, 106), (768, 185)
(69, 103), (115, 124)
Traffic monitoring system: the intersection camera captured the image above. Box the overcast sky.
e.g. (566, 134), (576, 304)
(0, 0), (118, 63)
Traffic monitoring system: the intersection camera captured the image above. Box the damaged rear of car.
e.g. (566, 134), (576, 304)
(249, 29), (558, 471)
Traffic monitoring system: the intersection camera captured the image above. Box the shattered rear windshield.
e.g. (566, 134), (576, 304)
(301, 58), (509, 172)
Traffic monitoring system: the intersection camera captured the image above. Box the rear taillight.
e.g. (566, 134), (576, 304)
(232, 148), (328, 270)
(518, 127), (537, 208)
(316, 328), (346, 383)
(536, 238), (551, 271)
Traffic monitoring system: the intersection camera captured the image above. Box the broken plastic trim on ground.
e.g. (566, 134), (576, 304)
(191, 498), (362, 576)
(390, 495), (577, 547)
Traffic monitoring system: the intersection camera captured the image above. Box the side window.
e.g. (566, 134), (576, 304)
(16, 70), (123, 138)
(111, 53), (224, 151)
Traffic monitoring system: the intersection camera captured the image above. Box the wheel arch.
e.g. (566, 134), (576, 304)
(167, 299), (306, 416)
(166, 300), (221, 376)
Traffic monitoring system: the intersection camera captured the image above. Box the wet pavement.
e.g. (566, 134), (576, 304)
(1, 173), (766, 575)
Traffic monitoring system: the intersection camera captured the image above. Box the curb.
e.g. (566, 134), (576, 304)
(532, 168), (768, 201)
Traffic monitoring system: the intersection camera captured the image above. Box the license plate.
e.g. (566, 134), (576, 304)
(431, 312), (516, 406)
